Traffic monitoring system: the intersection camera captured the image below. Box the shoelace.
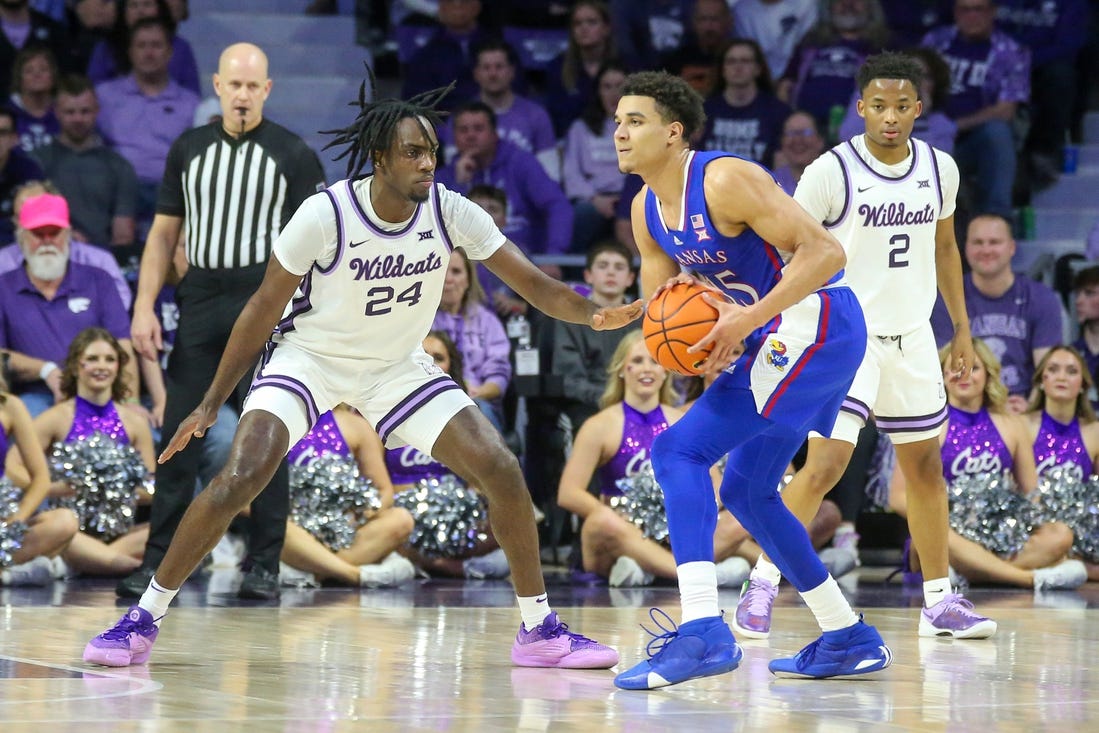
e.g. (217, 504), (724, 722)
(541, 617), (599, 647)
(639, 607), (680, 659)
(794, 637), (823, 670)
(99, 615), (145, 641)
(936, 594), (983, 620)
(743, 580), (776, 617)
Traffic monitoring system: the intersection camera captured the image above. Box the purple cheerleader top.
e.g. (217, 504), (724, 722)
(599, 403), (669, 498)
(941, 405), (1013, 484)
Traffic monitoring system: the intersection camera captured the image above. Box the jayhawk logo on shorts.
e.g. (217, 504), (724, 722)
(766, 338), (789, 370)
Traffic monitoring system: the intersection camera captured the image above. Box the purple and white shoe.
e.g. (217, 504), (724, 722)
(919, 593), (997, 639)
(83, 606), (160, 667)
(511, 611), (619, 669)
(731, 576), (778, 639)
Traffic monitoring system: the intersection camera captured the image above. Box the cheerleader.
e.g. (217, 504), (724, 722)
(390, 331), (509, 579)
(26, 328), (155, 576)
(891, 340), (1085, 589)
(1025, 345), (1099, 580)
(557, 330), (753, 587)
(0, 371), (77, 585)
(281, 403), (416, 587)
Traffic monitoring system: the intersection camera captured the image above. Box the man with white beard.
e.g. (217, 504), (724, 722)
(0, 193), (135, 416)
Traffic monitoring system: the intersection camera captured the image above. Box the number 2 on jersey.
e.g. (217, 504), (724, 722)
(888, 233), (910, 268)
(364, 282), (424, 315)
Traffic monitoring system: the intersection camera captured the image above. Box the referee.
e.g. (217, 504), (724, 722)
(119, 42), (325, 600)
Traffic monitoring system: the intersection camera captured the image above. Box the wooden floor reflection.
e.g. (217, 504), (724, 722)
(2, 576), (1099, 732)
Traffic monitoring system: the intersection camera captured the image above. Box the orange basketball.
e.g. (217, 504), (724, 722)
(642, 282), (720, 376)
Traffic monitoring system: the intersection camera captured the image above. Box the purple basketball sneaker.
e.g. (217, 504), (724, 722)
(511, 611), (619, 668)
(83, 606), (160, 667)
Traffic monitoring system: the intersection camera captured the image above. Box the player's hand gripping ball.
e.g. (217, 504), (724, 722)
(643, 282), (721, 376)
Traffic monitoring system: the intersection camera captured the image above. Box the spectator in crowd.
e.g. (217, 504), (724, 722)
(32, 75), (139, 250)
(436, 101), (573, 285)
(116, 42), (324, 602)
(699, 38), (791, 165)
(881, 0), (952, 48)
(922, 0), (1031, 219)
(0, 181), (131, 310)
(66, 0), (117, 71)
(543, 0), (620, 138)
(549, 240), (635, 433)
(1071, 265), (1099, 382)
(0, 193), (135, 416)
(95, 17), (200, 228)
(401, 0), (495, 110)
(432, 248), (512, 432)
(890, 339), (1086, 590)
(931, 213), (1064, 411)
(995, 0), (1090, 189)
(0, 106), (44, 244)
(86, 0), (200, 94)
(771, 110), (824, 195)
(731, 0), (819, 86)
(563, 62), (627, 253)
(0, 371), (77, 588)
(279, 404), (416, 588)
(610, 0), (691, 71)
(28, 328), (156, 577)
(837, 46), (959, 154)
(8, 46), (59, 152)
(557, 329), (753, 587)
(0, 0), (79, 100)
(469, 39), (558, 180)
(660, 0), (736, 72)
(778, 0), (889, 138)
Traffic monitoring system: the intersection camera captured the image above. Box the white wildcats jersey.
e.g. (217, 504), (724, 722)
(795, 134), (958, 336)
(271, 177), (505, 363)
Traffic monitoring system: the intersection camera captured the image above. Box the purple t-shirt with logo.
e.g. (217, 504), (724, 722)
(930, 273), (1063, 395)
(0, 262), (130, 383)
(699, 92), (791, 166)
(921, 26), (1030, 119)
(783, 38), (875, 129)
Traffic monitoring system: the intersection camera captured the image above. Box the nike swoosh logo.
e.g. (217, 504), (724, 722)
(349, 240), (368, 248)
(857, 186), (874, 193)
(535, 595), (547, 604)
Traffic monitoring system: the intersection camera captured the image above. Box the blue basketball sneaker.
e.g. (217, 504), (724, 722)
(768, 618), (892, 679)
(614, 609), (743, 690)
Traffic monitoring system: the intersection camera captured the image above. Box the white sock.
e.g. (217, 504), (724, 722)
(0, 569), (9, 585)
(678, 561), (720, 623)
(800, 576), (860, 632)
(138, 577), (179, 626)
(752, 557), (783, 585)
(517, 593), (552, 630)
(923, 578), (951, 608)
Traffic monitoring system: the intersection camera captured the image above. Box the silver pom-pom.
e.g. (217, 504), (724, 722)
(393, 475), (489, 558)
(1030, 468), (1099, 563)
(948, 472), (1037, 557)
(865, 433), (897, 510)
(613, 466), (669, 543)
(48, 434), (146, 541)
(0, 477), (28, 568)
(289, 453), (381, 551)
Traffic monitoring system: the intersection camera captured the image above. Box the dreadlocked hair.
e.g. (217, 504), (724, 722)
(321, 65), (454, 178)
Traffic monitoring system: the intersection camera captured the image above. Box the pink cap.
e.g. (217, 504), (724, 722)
(19, 193), (70, 230)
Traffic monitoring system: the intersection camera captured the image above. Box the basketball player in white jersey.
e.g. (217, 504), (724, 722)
(83, 80), (641, 668)
(733, 52), (998, 640)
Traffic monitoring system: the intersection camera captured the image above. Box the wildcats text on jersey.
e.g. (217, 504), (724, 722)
(350, 252), (444, 280)
(858, 202), (935, 227)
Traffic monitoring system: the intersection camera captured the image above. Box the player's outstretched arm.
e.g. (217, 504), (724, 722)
(483, 240), (642, 330)
(158, 256), (303, 464)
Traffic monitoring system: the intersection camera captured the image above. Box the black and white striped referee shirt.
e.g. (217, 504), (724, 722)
(157, 119), (326, 270)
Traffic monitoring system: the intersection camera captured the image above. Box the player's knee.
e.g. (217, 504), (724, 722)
(469, 444), (523, 492)
(210, 457), (277, 511)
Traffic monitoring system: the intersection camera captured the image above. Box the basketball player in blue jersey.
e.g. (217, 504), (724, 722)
(610, 70), (892, 690)
(734, 52), (996, 643)
(83, 78), (641, 670)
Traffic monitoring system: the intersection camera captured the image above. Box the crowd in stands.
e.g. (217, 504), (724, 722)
(3, 0), (1099, 595)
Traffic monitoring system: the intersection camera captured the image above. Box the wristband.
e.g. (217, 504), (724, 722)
(39, 361), (58, 380)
